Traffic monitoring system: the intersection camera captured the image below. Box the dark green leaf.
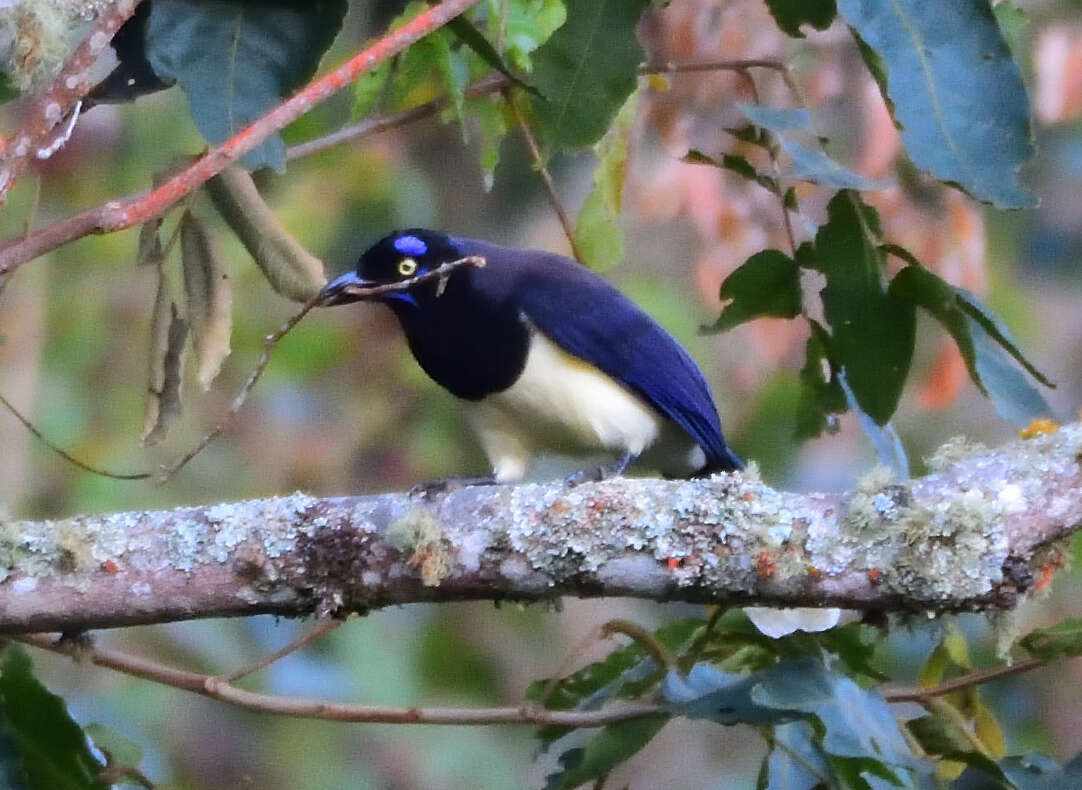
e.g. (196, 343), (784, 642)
(531, 0), (648, 151)
(765, 0), (837, 37)
(445, 16), (536, 94)
(1019, 618), (1082, 660)
(795, 321), (846, 439)
(467, 93), (508, 191)
(836, 0), (1035, 208)
(888, 263), (982, 393)
(971, 323), (1053, 427)
(706, 250), (802, 333)
(493, 0), (567, 73)
(778, 137), (889, 190)
(851, 29), (893, 118)
(814, 191), (915, 425)
(0, 72), (18, 104)
(956, 291), (1054, 388)
(528, 617), (703, 747)
(544, 716), (668, 790)
(144, 0), (348, 172)
(683, 150), (780, 193)
(767, 721), (831, 790)
(0, 645), (106, 790)
(828, 756), (905, 789)
(908, 715), (1006, 780)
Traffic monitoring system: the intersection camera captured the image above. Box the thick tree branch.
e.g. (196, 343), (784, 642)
(0, 424), (1079, 634)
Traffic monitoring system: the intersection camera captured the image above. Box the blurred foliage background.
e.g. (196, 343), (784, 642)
(2, 0), (1082, 787)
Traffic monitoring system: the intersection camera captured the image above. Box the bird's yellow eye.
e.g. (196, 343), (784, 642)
(397, 258), (418, 276)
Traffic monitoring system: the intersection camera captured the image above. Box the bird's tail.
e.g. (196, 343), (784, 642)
(697, 445), (744, 476)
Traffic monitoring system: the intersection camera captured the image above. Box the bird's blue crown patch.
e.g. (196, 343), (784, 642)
(393, 235), (427, 256)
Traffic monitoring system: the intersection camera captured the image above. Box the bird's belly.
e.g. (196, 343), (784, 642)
(466, 332), (663, 479)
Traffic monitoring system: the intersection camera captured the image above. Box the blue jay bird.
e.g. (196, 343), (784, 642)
(319, 229), (742, 484)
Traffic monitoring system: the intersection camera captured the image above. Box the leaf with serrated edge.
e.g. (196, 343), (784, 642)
(180, 213), (232, 391)
(836, 0), (1035, 208)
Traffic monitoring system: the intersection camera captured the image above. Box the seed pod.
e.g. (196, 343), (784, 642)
(180, 212), (232, 391)
(142, 270), (187, 445)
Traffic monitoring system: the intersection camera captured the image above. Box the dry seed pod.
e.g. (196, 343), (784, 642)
(142, 270), (188, 445)
(206, 165), (326, 302)
(180, 212), (232, 391)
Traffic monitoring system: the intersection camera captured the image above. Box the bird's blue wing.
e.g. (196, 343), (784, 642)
(456, 240), (740, 472)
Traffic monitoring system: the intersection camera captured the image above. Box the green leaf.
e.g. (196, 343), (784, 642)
(706, 250), (802, 333)
(83, 724), (142, 770)
(836, 0), (1035, 208)
(750, 659), (919, 771)
(777, 137), (889, 190)
(1019, 618), (1082, 660)
(492, 0), (567, 73)
(795, 321), (847, 439)
(683, 150), (780, 194)
(544, 716), (668, 790)
(765, 0), (837, 37)
(144, 0), (348, 172)
(467, 93), (508, 191)
(445, 16), (535, 94)
(351, 61), (391, 120)
(887, 262), (982, 393)
(814, 191), (915, 425)
(0, 645), (107, 790)
(574, 92), (637, 270)
(0, 71), (18, 104)
(971, 322), (1053, 427)
(767, 721), (832, 790)
(531, 0), (648, 151)
(956, 291), (1054, 388)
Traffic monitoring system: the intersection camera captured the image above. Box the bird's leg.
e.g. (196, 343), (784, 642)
(565, 450), (637, 487)
(410, 474), (498, 500)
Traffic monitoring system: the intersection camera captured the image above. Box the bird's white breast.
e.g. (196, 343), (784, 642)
(466, 330), (664, 482)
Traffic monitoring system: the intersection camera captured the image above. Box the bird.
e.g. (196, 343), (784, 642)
(319, 229), (742, 485)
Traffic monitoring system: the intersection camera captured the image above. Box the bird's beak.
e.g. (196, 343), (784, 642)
(318, 270), (377, 306)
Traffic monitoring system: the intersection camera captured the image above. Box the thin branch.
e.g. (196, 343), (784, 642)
(0, 0), (484, 279)
(504, 89), (583, 262)
(602, 619), (675, 670)
(0, 57), (809, 283)
(15, 634), (663, 728)
(217, 619), (342, 683)
(883, 657), (1049, 703)
(0, 392), (150, 480)
(0, 0), (145, 202)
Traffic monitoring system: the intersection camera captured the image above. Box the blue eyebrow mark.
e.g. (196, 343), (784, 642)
(394, 235), (427, 256)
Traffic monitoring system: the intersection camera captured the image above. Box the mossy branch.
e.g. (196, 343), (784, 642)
(0, 424), (1079, 634)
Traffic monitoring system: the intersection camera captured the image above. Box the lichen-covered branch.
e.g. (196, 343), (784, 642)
(0, 425), (1079, 634)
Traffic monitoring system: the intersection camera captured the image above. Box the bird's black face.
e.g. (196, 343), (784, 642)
(319, 229), (461, 309)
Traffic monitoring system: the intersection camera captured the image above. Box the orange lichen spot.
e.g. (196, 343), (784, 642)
(1034, 558), (1064, 591)
(666, 557), (680, 571)
(1020, 417), (1058, 438)
(100, 559), (119, 573)
(868, 568), (880, 583)
(755, 551), (776, 579)
(741, 491), (754, 501)
(806, 565), (821, 578)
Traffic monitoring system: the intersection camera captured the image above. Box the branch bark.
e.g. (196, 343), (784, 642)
(0, 424), (1079, 634)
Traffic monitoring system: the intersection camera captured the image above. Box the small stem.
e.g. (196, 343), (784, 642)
(601, 619), (674, 670)
(884, 657), (1047, 703)
(218, 619), (342, 683)
(504, 89), (583, 262)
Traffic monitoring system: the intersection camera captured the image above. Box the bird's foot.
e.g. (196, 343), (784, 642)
(409, 474), (497, 500)
(564, 452), (637, 487)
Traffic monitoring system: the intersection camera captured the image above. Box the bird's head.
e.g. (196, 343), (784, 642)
(319, 228), (461, 309)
